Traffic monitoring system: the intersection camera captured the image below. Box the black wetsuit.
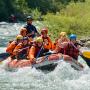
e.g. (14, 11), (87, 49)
(24, 24), (39, 38)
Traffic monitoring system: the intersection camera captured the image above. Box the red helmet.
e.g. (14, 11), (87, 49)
(41, 28), (48, 34)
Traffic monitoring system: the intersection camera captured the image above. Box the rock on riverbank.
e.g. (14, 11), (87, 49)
(80, 37), (90, 48)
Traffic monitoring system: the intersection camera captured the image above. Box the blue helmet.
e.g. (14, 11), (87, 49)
(69, 34), (77, 40)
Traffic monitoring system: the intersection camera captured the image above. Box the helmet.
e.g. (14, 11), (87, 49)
(41, 28), (48, 34)
(69, 34), (77, 40)
(34, 37), (43, 43)
(16, 35), (23, 40)
(60, 32), (67, 37)
(27, 16), (33, 21)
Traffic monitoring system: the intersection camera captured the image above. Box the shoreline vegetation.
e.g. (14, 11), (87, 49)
(43, 0), (90, 40)
(0, 0), (90, 39)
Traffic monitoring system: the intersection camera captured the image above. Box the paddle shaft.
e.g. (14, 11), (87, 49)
(70, 42), (83, 55)
(0, 46), (30, 61)
(36, 45), (43, 59)
(18, 46), (30, 52)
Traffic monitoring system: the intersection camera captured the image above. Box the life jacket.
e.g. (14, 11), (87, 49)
(28, 45), (41, 60)
(53, 37), (69, 53)
(41, 35), (52, 50)
(6, 41), (18, 54)
(51, 43), (56, 50)
(29, 41), (49, 61)
(54, 44), (64, 54)
(51, 38), (58, 50)
(64, 42), (79, 60)
(21, 44), (29, 55)
(13, 43), (30, 57)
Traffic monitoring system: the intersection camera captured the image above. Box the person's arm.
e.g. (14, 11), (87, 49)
(53, 44), (62, 53)
(13, 43), (22, 55)
(54, 42), (68, 54)
(28, 46), (36, 64)
(6, 42), (16, 54)
(34, 26), (40, 36)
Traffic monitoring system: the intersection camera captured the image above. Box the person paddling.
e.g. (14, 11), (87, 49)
(64, 34), (80, 60)
(24, 16), (40, 38)
(57, 34), (79, 61)
(53, 34), (81, 60)
(13, 37), (30, 60)
(40, 28), (52, 52)
(6, 35), (23, 59)
(53, 32), (69, 53)
(52, 32), (69, 50)
(28, 37), (49, 64)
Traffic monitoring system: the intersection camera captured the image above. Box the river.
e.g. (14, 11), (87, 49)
(0, 22), (90, 90)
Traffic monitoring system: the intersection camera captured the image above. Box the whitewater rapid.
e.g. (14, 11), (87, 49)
(0, 22), (90, 90)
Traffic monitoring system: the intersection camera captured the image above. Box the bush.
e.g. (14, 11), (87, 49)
(43, 0), (90, 40)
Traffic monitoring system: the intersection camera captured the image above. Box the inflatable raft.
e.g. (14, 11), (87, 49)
(6, 53), (84, 71)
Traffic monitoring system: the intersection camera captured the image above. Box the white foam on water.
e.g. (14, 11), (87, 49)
(0, 47), (6, 53)
(0, 58), (90, 90)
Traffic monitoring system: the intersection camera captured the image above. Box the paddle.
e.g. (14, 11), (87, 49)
(36, 45), (43, 59)
(80, 51), (90, 67)
(82, 51), (90, 59)
(0, 52), (10, 62)
(0, 46), (30, 62)
(35, 44), (52, 64)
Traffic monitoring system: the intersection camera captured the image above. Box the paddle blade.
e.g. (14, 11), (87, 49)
(82, 51), (90, 59)
(0, 52), (10, 61)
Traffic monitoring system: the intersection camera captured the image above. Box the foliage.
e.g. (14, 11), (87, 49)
(43, 0), (90, 40)
(0, 0), (15, 21)
(30, 8), (41, 20)
(0, 0), (84, 21)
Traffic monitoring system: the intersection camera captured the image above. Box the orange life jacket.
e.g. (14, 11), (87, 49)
(41, 35), (52, 50)
(6, 41), (18, 54)
(13, 43), (30, 56)
(28, 45), (41, 62)
(51, 38), (58, 50)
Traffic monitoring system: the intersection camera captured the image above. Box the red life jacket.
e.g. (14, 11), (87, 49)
(64, 42), (79, 60)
